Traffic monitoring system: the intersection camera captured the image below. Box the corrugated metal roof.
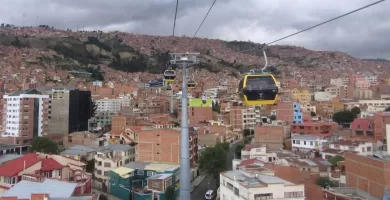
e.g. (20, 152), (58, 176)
(0, 154), (22, 165)
(301, 159), (318, 167)
(123, 161), (151, 170)
(3, 179), (77, 199)
(145, 163), (179, 172)
(112, 167), (134, 178)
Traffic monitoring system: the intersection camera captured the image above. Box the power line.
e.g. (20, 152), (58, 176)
(192, 0), (217, 38)
(172, 0), (180, 37)
(240, 0), (386, 53)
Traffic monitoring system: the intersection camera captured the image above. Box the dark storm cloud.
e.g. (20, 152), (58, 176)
(0, 0), (389, 59)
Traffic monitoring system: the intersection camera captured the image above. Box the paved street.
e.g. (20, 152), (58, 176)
(191, 141), (241, 199)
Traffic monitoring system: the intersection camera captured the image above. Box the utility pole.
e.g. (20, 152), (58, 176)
(169, 52), (199, 200)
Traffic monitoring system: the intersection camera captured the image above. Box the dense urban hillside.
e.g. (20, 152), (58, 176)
(0, 26), (390, 81)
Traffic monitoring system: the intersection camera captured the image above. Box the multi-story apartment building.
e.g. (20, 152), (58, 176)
(274, 102), (303, 124)
(187, 98), (213, 124)
(1, 89), (49, 144)
(134, 127), (198, 167)
(374, 112), (390, 140)
(230, 106), (256, 130)
(220, 165), (305, 200)
(291, 89), (311, 104)
(94, 144), (135, 189)
(95, 98), (122, 113)
(330, 78), (344, 87)
(36, 86), (92, 136)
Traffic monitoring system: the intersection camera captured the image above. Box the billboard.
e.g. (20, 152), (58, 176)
(189, 98), (213, 107)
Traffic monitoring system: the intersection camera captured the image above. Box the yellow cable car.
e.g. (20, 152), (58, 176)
(238, 74), (278, 106)
(187, 80), (196, 89)
(163, 69), (176, 83)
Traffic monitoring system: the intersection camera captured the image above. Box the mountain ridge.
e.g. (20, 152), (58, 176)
(0, 26), (389, 85)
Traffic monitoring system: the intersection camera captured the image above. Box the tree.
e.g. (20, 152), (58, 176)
(199, 144), (228, 188)
(165, 185), (176, 200)
(235, 144), (244, 159)
(98, 194), (108, 200)
(217, 142), (230, 152)
(0, 23), (4, 27)
(91, 100), (97, 117)
(351, 107), (361, 116)
(29, 137), (59, 154)
(332, 111), (357, 124)
(212, 101), (221, 113)
(316, 177), (338, 188)
(311, 111), (316, 116)
(327, 156), (345, 166)
(243, 129), (251, 137)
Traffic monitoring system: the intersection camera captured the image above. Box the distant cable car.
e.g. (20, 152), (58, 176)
(164, 69), (176, 83)
(187, 80), (196, 89)
(238, 43), (279, 106)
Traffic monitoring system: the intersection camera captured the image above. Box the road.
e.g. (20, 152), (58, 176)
(191, 141), (241, 199)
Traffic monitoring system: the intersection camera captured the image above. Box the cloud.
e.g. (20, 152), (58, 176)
(1, 0), (389, 59)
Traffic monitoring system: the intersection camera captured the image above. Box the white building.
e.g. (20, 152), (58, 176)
(94, 144), (135, 185)
(330, 78), (344, 87)
(2, 89), (49, 137)
(95, 98), (122, 113)
(322, 139), (373, 159)
(220, 167), (305, 200)
(291, 135), (328, 151)
(300, 104), (316, 113)
(314, 92), (332, 102)
(241, 145), (277, 162)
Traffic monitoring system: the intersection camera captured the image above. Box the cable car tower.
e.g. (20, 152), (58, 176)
(169, 52), (199, 200)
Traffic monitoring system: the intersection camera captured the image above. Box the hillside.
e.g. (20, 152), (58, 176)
(0, 26), (389, 84)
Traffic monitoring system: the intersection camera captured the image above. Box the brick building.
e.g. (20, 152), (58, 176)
(135, 128), (198, 167)
(345, 152), (390, 199)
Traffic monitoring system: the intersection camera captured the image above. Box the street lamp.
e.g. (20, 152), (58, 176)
(169, 52), (199, 200)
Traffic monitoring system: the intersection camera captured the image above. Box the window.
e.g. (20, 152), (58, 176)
(293, 140), (295, 144)
(104, 162), (111, 167)
(104, 171), (110, 176)
(367, 147), (371, 151)
(165, 178), (173, 188)
(58, 169), (62, 177)
(304, 141), (306, 145)
(137, 170), (144, 175)
(97, 170), (102, 175)
(234, 187), (239, 196)
(284, 191), (303, 198)
(147, 171), (154, 176)
(333, 145), (340, 149)
(296, 140), (300, 144)
(254, 193), (273, 200)
(175, 172), (180, 181)
(310, 141), (314, 146)
(152, 182), (160, 188)
(349, 147), (355, 151)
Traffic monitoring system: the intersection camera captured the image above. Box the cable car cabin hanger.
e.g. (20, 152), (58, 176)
(164, 69), (176, 83)
(238, 44), (279, 106)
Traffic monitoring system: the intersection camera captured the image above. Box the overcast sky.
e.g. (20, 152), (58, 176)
(1, 0), (389, 59)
